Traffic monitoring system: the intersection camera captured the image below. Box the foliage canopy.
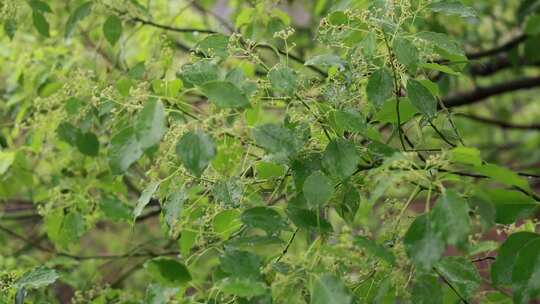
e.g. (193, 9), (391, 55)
(1, 0), (540, 303)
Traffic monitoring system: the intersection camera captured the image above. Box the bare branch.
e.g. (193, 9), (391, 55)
(442, 76), (540, 108)
(457, 113), (540, 130)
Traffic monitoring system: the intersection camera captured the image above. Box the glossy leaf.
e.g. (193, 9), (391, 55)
(310, 274), (352, 304)
(163, 188), (186, 230)
(252, 124), (301, 162)
(435, 256), (481, 299)
(411, 274), (443, 304)
(407, 79), (437, 118)
(429, 1), (477, 18)
(393, 37), (418, 67)
(303, 171), (334, 209)
(103, 15), (122, 46)
(176, 131), (216, 176)
(200, 81), (250, 108)
(322, 139), (360, 180)
(14, 267), (59, 289)
(65, 2), (92, 39)
(241, 206), (286, 235)
(220, 249), (261, 278)
(268, 64), (298, 96)
(491, 232), (540, 286)
(431, 190), (470, 245)
(145, 258), (191, 286)
(354, 236), (395, 265)
(196, 33), (229, 59)
(403, 214), (445, 270)
(133, 181), (159, 221)
(366, 68), (393, 108)
(108, 127), (143, 174)
(32, 12), (49, 37)
(511, 237), (540, 304)
(180, 61), (219, 86)
(135, 99), (167, 149)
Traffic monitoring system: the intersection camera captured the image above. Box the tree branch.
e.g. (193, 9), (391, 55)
(457, 113), (540, 130)
(442, 76), (540, 108)
(130, 16), (217, 34)
(466, 34), (528, 60)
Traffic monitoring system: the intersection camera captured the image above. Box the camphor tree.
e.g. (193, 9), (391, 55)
(1, 0), (540, 303)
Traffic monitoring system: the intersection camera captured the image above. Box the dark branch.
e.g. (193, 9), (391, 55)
(131, 16), (217, 34)
(466, 34), (528, 60)
(457, 113), (540, 130)
(442, 76), (540, 108)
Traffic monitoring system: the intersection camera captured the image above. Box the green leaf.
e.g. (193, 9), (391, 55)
(303, 171), (334, 209)
(163, 188), (186, 230)
(393, 37), (418, 68)
(221, 277), (267, 298)
(406, 79), (437, 118)
(354, 236), (395, 265)
(241, 206), (286, 235)
(305, 54), (345, 68)
(287, 206), (333, 232)
(322, 139), (360, 180)
(310, 274), (352, 304)
(450, 146), (482, 166)
(180, 61), (219, 86)
(287, 195), (333, 232)
(196, 33), (229, 59)
(212, 179), (243, 206)
(4, 18), (17, 40)
(268, 64), (298, 96)
(511, 237), (540, 304)
(145, 258), (191, 286)
(411, 274), (443, 304)
(213, 209), (242, 239)
(403, 214), (445, 270)
(14, 267), (59, 289)
(478, 188), (538, 224)
(28, 0), (52, 13)
(366, 68), (393, 108)
(135, 99), (167, 149)
(252, 124), (301, 162)
(255, 162), (285, 179)
(431, 190), (470, 245)
(176, 131), (216, 177)
(429, 1), (477, 18)
(133, 181), (160, 221)
(417, 31), (466, 62)
(56, 122), (99, 156)
(419, 63), (461, 76)
(103, 15), (122, 46)
(65, 2), (92, 39)
(75, 131), (99, 156)
(491, 232), (540, 286)
(0, 151), (15, 175)
(474, 163), (530, 192)
(108, 127), (143, 174)
(151, 79), (183, 97)
(374, 98), (419, 124)
(220, 249), (261, 278)
(32, 11), (49, 37)
(333, 109), (366, 133)
(435, 256), (481, 299)
(526, 15), (540, 36)
(116, 77), (133, 96)
(144, 284), (179, 304)
(46, 211), (86, 248)
(100, 197), (132, 222)
(200, 81), (250, 108)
